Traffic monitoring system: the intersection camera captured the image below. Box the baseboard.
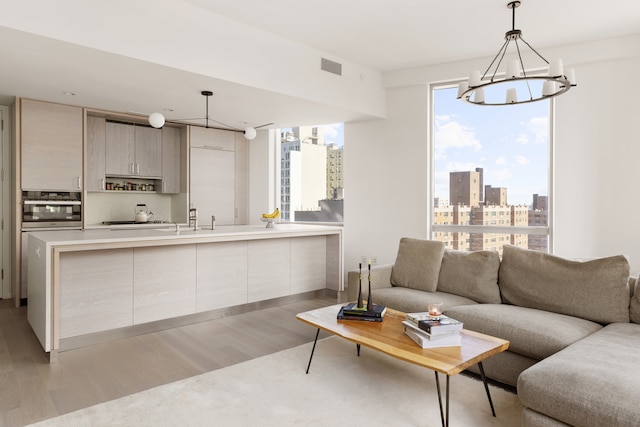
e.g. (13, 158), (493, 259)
(59, 289), (338, 352)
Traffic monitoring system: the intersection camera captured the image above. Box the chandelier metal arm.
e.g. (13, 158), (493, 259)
(514, 39), (534, 100)
(482, 39), (510, 82)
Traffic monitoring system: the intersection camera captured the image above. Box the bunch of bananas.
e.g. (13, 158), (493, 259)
(261, 208), (280, 218)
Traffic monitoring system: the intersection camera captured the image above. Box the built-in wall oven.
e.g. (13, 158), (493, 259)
(22, 191), (82, 229)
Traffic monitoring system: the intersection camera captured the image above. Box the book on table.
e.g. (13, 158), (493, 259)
(406, 312), (463, 335)
(340, 302), (387, 318)
(402, 321), (462, 348)
(337, 303), (386, 322)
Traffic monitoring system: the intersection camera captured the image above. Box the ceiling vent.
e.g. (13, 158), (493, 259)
(321, 58), (342, 76)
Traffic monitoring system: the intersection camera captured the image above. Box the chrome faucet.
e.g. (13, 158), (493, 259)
(211, 215), (216, 230)
(189, 207), (198, 231)
(172, 221), (179, 232)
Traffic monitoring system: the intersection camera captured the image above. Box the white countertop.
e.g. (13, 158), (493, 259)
(28, 223), (343, 247)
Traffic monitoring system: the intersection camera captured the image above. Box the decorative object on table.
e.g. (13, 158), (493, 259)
(457, 1), (576, 106)
(260, 208), (280, 228)
(366, 259), (374, 312)
(427, 301), (444, 320)
(356, 262), (364, 309)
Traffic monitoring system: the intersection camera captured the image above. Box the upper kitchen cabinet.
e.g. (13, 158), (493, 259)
(105, 121), (162, 178)
(161, 126), (182, 194)
(21, 99), (83, 191)
(86, 116), (106, 191)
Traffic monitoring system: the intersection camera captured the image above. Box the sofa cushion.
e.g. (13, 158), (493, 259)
(445, 304), (602, 360)
(390, 238), (445, 292)
(367, 287), (477, 314)
(518, 323), (640, 427)
(437, 249), (501, 303)
(630, 277), (640, 324)
(499, 245), (631, 324)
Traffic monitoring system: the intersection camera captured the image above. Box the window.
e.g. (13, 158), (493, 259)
(278, 124), (344, 223)
(431, 82), (551, 255)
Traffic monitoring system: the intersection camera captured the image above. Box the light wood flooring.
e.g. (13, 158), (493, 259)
(0, 294), (339, 427)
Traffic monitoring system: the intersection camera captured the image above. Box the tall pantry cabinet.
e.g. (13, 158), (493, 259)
(21, 99), (83, 191)
(189, 126), (247, 226)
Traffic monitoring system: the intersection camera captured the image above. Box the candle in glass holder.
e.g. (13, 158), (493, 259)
(427, 302), (443, 319)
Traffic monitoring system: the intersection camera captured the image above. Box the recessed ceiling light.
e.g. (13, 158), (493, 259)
(62, 91), (76, 96)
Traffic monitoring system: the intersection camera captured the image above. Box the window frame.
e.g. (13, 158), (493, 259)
(427, 80), (555, 252)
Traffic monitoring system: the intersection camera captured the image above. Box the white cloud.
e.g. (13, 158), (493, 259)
(528, 116), (548, 144)
(495, 156), (508, 165)
(490, 168), (513, 182)
(515, 155), (530, 165)
(435, 116), (481, 159)
(445, 161), (478, 172)
(515, 132), (529, 145)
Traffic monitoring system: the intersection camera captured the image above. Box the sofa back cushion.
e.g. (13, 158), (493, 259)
(499, 245), (631, 324)
(390, 238), (445, 292)
(630, 277), (640, 324)
(437, 249), (501, 303)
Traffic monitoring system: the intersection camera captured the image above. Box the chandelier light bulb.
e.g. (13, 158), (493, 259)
(506, 60), (521, 79)
(549, 59), (564, 78)
(506, 88), (518, 103)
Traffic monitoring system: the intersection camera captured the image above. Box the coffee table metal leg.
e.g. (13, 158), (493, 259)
(478, 362), (496, 417)
(305, 329), (321, 374)
(356, 343), (361, 356)
(434, 372), (450, 427)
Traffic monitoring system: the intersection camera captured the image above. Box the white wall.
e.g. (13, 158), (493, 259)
(344, 34), (640, 278)
(344, 85), (429, 270)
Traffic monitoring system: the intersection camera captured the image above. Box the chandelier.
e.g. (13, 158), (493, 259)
(457, 1), (576, 106)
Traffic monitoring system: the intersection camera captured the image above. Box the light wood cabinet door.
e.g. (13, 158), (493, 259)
(190, 147), (235, 226)
(190, 126), (235, 151)
(291, 237), (327, 293)
(86, 116), (106, 191)
(196, 242), (248, 311)
(21, 99), (83, 191)
(133, 245), (197, 324)
(135, 126), (162, 178)
(161, 126), (181, 193)
(235, 134), (248, 224)
(247, 238), (291, 302)
(59, 249), (134, 338)
(105, 122), (135, 176)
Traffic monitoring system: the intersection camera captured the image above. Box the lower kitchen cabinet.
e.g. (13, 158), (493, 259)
(196, 241), (248, 312)
(133, 245), (197, 324)
(247, 238), (291, 302)
(291, 236), (327, 293)
(59, 249), (134, 339)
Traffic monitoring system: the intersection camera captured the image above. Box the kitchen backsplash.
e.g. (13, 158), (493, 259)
(85, 192), (187, 226)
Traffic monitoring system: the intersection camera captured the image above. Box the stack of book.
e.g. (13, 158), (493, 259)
(337, 302), (387, 322)
(403, 312), (463, 348)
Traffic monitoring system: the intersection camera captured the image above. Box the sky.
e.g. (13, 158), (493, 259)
(434, 84), (550, 206)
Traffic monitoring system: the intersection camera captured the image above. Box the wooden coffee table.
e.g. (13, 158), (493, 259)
(296, 304), (510, 427)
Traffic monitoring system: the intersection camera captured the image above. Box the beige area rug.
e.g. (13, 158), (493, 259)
(29, 337), (522, 426)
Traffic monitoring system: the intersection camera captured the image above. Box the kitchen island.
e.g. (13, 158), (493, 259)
(27, 224), (342, 357)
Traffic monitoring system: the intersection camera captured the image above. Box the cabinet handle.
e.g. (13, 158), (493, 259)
(202, 145), (224, 151)
(101, 178), (105, 191)
(130, 163), (135, 174)
(77, 176), (81, 189)
(136, 163), (140, 175)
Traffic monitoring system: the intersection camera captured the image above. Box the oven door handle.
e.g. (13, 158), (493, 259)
(23, 200), (82, 205)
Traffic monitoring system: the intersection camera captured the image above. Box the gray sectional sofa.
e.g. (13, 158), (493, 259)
(346, 238), (640, 427)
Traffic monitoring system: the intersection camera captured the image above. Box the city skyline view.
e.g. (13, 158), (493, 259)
(434, 84), (550, 206)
